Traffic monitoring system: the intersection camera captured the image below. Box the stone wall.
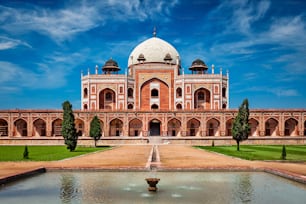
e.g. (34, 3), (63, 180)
(0, 137), (305, 146)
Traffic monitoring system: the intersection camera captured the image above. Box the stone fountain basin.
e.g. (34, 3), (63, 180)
(145, 178), (160, 191)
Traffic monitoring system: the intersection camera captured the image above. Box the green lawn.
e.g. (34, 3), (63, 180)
(0, 146), (109, 161)
(196, 145), (306, 161)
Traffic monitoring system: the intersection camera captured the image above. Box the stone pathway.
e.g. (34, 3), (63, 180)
(159, 145), (306, 175)
(1, 145), (306, 184)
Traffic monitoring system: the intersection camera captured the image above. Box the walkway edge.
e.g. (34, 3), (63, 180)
(0, 167), (46, 185)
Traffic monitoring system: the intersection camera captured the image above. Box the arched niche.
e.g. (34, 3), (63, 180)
(14, 119), (27, 137)
(194, 88), (211, 109)
(33, 118), (46, 137)
(207, 118), (220, 136)
(167, 118), (181, 136)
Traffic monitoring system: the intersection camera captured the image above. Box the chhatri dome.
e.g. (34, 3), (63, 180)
(128, 29), (180, 67)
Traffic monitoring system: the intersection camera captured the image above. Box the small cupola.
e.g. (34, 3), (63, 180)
(137, 53), (146, 62)
(189, 59), (208, 74)
(164, 53), (173, 62)
(102, 58), (120, 74)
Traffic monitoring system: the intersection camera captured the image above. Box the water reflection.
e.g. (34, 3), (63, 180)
(0, 172), (305, 204)
(60, 174), (80, 203)
(234, 173), (254, 203)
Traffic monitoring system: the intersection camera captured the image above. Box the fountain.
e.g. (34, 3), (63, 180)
(145, 145), (160, 191)
(145, 178), (160, 191)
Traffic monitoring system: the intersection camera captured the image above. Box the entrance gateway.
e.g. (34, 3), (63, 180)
(149, 120), (160, 136)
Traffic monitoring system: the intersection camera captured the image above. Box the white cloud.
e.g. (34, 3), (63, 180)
(0, 49), (88, 91)
(203, 0), (306, 79)
(0, 41), (16, 50)
(0, 36), (31, 50)
(264, 15), (306, 49)
(0, 61), (39, 90)
(243, 72), (257, 80)
(232, 85), (299, 97)
(214, 0), (270, 35)
(269, 88), (299, 97)
(0, 4), (101, 42)
(0, 0), (179, 42)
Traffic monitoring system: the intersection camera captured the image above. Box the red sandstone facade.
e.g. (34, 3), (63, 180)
(0, 109), (305, 145)
(0, 35), (305, 145)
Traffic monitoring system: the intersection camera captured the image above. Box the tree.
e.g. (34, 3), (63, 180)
(281, 145), (287, 160)
(61, 101), (78, 151)
(232, 99), (250, 151)
(90, 116), (102, 147)
(23, 145), (29, 159)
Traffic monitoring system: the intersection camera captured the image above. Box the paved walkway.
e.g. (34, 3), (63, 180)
(158, 146), (306, 175)
(1, 145), (305, 183)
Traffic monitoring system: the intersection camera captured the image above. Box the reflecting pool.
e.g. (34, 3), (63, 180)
(0, 172), (305, 204)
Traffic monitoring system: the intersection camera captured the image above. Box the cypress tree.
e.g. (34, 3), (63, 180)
(90, 116), (102, 147)
(23, 145), (29, 159)
(281, 145), (287, 160)
(61, 101), (78, 151)
(232, 99), (250, 151)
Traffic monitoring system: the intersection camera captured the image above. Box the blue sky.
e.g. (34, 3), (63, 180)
(0, 0), (306, 110)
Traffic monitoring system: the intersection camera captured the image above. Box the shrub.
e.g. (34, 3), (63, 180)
(281, 145), (286, 160)
(23, 145), (29, 159)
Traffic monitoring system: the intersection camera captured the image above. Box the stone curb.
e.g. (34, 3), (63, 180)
(0, 167), (46, 185)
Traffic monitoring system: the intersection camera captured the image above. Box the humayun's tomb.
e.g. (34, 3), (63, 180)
(0, 32), (306, 145)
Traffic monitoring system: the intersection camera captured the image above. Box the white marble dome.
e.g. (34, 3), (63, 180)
(128, 37), (180, 67)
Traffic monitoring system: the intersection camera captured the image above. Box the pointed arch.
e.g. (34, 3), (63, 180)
(284, 118), (298, 136)
(83, 88), (88, 98)
(99, 119), (104, 137)
(129, 118), (142, 136)
(149, 118), (161, 136)
(0, 119), (8, 137)
(75, 118), (85, 137)
(151, 104), (159, 110)
(33, 118), (46, 137)
(187, 118), (201, 136)
(52, 118), (62, 136)
(194, 88), (211, 109)
(127, 104), (134, 109)
(249, 118), (259, 136)
(128, 88), (134, 98)
(14, 118), (27, 136)
(265, 118), (279, 136)
(83, 104), (88, 110)
(207, 118), (220, 136)
(151, 89), (159, 97)
(176, 87), (182, 98)
(226, 118), (234, 136)
(140, 78), (169, 111)
(109, 118), (123, 136)
(99, 88), (116, 110)
(167, 118), (181, 136)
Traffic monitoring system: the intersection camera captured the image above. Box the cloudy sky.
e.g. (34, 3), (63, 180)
(0, 0), (305, 109)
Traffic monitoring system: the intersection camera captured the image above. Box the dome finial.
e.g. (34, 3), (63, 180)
(153, 26), (157, 37)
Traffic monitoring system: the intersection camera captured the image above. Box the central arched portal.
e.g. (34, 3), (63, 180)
(149, 119), (161, 136)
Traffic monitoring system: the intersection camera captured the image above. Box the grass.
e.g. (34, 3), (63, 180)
(0, 146), (110, 161)
(196, 145), (306, 161)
